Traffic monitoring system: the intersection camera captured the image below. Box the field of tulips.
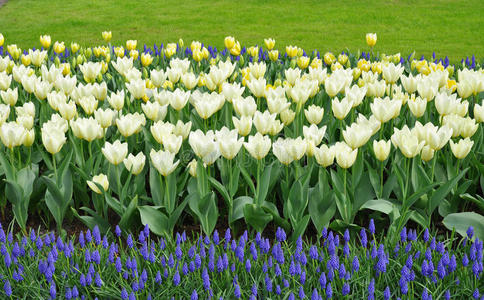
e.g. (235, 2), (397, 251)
(0, 32), (483, 244)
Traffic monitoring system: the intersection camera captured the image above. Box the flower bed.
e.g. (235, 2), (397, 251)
(0, 222), (483, 299)
(0, 32), (483, 241)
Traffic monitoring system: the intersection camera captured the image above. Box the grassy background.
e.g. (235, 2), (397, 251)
(0, 0), (483, 62)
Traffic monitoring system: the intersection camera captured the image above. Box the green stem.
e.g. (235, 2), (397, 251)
(380, 161), (384, 199)
(430, 153), (437, 182)
(343, 168), (348, 222)
(165, 175), (172, 214)
(256, 159), (261, 206)
(52, 154), (58, 184)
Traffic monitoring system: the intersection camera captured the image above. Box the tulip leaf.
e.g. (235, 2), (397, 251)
(0, 150), (15, 181)
(257, 162), (273, 205)
(353, 174), (375, 213)
(239, 165), (256, 196)
(119, 196), (138, 230)
(208, 176), (231, 207)
(244, 203), (272, 233)
(291, 215), (311, 242)
(360, 199), (394, 215)
(443, 212), (484, 241)
(351, 150), (364, 193)
(198, 192), (218, 235)
(429, 168), (468, 215)
(309, 181), (335, 235)
(138, 205), (169, 237)
(71, 207), (110, 233)
(230, 196), (253, 224)
(149, 166), (164, 207)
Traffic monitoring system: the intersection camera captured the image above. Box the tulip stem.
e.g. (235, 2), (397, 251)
(380, 162), (384, 199)
(52, 154), (57, 184)
(430, 154), (437, 182)
(256, 159), (262, 206)
(9, 148), (15, 173)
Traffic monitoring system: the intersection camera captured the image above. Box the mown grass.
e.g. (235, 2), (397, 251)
(0, 0), (483, 62)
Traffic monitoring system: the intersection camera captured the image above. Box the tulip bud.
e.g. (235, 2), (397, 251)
(87, 174), (109, 194)
(0, 33), (4, 47)
(232, 116), (252, 136)
(224, 36), (235, 50)
(102, 31), (112, 43)
(314, 144), (334, 167)
(449, 138), (473, 159)
(123, 152), (146, 175)
(420, 145), (434, 162)
(23, 129), (35, 147)
(373, 140), (391, 161)
(334, 142), (358, 169)
(85, 48), (92, 58)
(187, 159), (198, 177)
(280, 108), (296, 125)
(366, 33), (377, 47)
(40, 35), (51, 49)
(474, 104), (484, 123)
(102, 140), (128, 165)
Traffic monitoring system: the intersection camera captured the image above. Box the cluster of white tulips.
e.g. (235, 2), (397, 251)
(0, 32), (483, 236)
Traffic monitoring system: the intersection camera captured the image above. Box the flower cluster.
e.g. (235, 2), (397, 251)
(0, 222), (483, 299)
(0, 32), (483, 238)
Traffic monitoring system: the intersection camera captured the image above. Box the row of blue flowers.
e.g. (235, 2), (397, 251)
(0, 221), (483, 299)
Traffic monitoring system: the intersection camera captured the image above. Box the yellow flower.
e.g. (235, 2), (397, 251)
(178, 38), (184, 48)
(323, 52), (336, 65)
(53, 41), (65, 54)
(6, 45), (20, 60)
(310, 57), (322, 69)
(201, 47), (209, 59)
(286, 45), (298, 58)
(102, 31), (112, 42)
(366, 33), (377, 47)
(40, 35), (51, 48)
(264, 38), (275, 50)
(141, 53), (153, 67)
(229, 41), (241, 56)
(129, 49), (139, 60)
(70, 42), (80, 54)
(87, 174), (109, 194)
(126, 40), (137, 51)
(338, 53), (348, 65)
(224, 36), (235, 49)
(114, 46), (125, 58)
(268, 50), (279, 62)
(60, 63), (71, 76)
(247, 46), (258, 57)
(192, 48), (203, 62)
(371, 62), (382, 74)
(0, 33), (4, 47)
(191, 41), (202, 52)
(297, 56), (310, 69)
(446, 79), (457, 93)
(21, 54), (31, 66)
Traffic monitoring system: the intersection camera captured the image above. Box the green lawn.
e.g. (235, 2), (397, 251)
(0, 0), (483, 62)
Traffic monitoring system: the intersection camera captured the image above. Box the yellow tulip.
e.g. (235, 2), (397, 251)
(129, 50), (139, 60)
(114, 46), (125, 58)
(366, 33), (377, 47)
(247, 46), (258, 57)
(53, 41), (65, 54)
(0, 33), (4, 47)
(338, 53), (348, 65)
(229, 41), (241, 56)
(192, 48), (203, 62)
(7, 45), (20, 60)
(323, 52), (336, 65)
(268, 50), (279, 62)
(70, 42), (80, 54)
(126, 40), (137, 51)
(224, 36), (235, 49)
(286, 45), (298, 58)
(21, 54), (31, 66)
(102, 31), (112, 42)
(191, 41), (202, 52)
(141, 53), (153, 67)
(178, 38), (184, 48)
(40, 35), (51, 48)
(264, 38), (275, 50)
(297, 56), (310, 69)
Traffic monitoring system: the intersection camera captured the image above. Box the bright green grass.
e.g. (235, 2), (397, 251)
(0, 0), (483, 62)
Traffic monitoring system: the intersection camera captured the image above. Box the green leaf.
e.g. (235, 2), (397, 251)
(257, 162), (273, 204)
(443, 212), (484, 241)
(409, 210), (428, 228)
(198, 192), (218, 235)
(360, 199), (394, 215)
(291, 215), (310, 241)
(368, 167), (380, 197)
(239, 165), (256, 196)
(164, 173), (177, 214)
(209, 176), (231, 207)
(406, 182), (438, 209)
(244, 203), (272, 233)
(429, 168), (468, 214)
(230, 196), (253, 224)
(196, 158), (209, 197)
(149, 166), (163, 206)
(119, 196), (138, 230)
(351, 150), (364, 192)
(383, 174), (397, 199)
(460, 193), (484, 212)
(353, 174), (375, 213)
(168, 198), (188, 234)
(229, 168), (240, 198)
(104, 194), (123, 216)
(330, 169), (344, 195)
(71, 207), (110, 233)
(0, 150), (15, 181)
(138, 205), (169, 237)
